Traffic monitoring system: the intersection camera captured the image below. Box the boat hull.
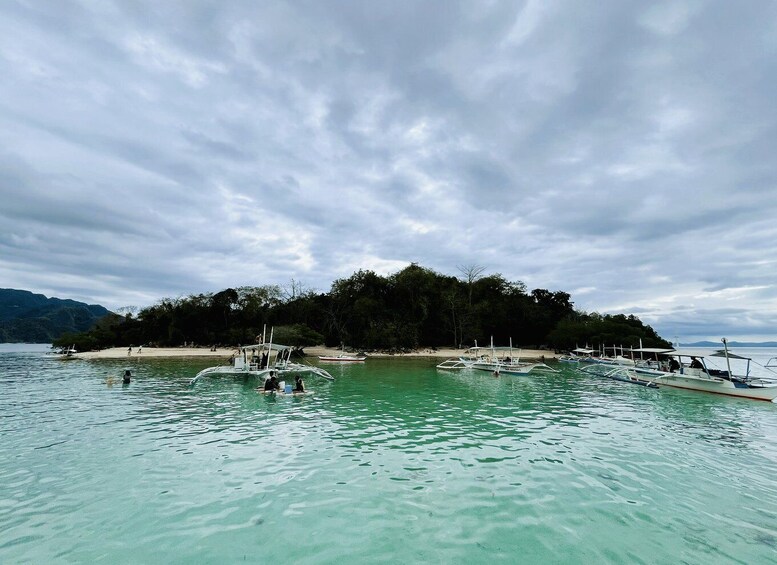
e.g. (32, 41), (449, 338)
(629, 367), (777, 401)
(471, 362), (559, 375)
(318, 356), (366, 362)
(652, 374), (777, 401)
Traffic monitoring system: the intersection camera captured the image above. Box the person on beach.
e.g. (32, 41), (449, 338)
(294, 375), (305, 393)
(127, 345), (132, 356)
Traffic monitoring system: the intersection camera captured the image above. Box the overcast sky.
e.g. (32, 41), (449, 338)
(2, 1), (777, 342)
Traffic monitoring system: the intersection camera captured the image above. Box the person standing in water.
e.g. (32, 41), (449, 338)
(294, 375), (305, 393)
(263, 371), (280, 392)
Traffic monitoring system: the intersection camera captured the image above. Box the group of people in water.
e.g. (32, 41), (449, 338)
(262, 371), (305, 394)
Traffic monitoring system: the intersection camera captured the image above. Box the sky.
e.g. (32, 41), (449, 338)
(2, 1), (777, 343)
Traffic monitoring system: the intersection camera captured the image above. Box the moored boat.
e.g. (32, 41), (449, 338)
(49, 345), (78, 360)
(558, 347), (596, 364)
(436, 342), (486, 370)
(588, 339), (777, 401)
(318, 345), (366, 362)
(438, 337), (558, 375)
(190, 328), (334, 386)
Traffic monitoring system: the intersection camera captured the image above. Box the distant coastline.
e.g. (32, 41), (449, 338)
(680, 341), (777, 348)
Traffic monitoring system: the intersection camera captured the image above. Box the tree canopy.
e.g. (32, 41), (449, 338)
(54, 264), (670, 352)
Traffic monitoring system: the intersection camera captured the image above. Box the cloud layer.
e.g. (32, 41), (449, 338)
(2, 0), (777, 341)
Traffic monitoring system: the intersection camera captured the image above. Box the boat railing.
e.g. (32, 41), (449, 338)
(189, 365), (224, 386)
(304, 365), (335, 381)
(531, 362), (560, 373)
(436, 358), (473, 370)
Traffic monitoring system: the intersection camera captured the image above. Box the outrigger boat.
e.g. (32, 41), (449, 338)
(50, 345), (78, 360)
(558, 347), (596, 364)
(436, 342), (485, 370)
(594, 345), (637, 367)
(318, 344), (366, 362)
(579, 364), (660, 388)
(190, 328), (334, 386)
(437, 338), (558, 375)
(582, 339), (777, 401)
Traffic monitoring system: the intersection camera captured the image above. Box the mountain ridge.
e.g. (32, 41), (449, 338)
(0, 288), (111, 343)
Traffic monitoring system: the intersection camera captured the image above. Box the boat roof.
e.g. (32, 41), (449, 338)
(240, 343), (292, 351)
(709, 349), (751, 361)
(573, 348), (595, 354)
(662, 349), (750, 360)
(631, 348), (676, 354)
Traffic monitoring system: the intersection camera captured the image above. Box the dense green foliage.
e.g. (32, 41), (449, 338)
(51, 264), (670, 352)
(0, 288), (110, 343)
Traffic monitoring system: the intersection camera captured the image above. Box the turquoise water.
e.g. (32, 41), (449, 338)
(2, 347), (777, 564)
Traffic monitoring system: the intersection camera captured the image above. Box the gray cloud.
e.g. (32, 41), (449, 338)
(2, 0), (777, 341)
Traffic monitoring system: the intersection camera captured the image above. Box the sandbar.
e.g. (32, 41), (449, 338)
(76, 346), (558, 360)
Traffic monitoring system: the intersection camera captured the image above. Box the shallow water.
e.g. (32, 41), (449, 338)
(2, 348), (777, 563)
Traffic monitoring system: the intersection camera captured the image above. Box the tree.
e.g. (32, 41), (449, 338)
(55, 264), (670, 351)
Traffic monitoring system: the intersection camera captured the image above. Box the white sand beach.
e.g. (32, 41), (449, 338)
(77, 345), (558, 360)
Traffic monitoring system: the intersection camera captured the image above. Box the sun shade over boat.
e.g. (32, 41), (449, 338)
(240, 343), (292, 351)
(709, 350), (752, 360)
(630, 348), (676, 354)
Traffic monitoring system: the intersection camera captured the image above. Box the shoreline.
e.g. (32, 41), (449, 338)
(75, 346), (559, 361)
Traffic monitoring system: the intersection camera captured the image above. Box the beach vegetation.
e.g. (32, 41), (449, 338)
(51, 264), (670, 351)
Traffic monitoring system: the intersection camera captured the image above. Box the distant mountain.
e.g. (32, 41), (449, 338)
(680, 341), (777, 348)
(0, 288), (111, 343)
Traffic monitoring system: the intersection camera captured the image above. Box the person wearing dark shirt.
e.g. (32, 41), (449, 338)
(264, 371), (280, 392)
(294, 375), (305, 393)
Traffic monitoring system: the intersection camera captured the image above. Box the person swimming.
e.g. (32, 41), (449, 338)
(122, 369), (132, 384)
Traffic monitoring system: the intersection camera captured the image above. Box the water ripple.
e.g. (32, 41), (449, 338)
(2, 355), (777, 562)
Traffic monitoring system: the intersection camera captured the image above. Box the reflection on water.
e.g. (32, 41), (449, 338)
(1, 353), (777, 563)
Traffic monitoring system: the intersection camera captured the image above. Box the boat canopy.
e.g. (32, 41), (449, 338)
(573, 348), (595, 354)
(662, 349), (706, 358)
(709, 350), (751, 360)
(630, 348), (676, 354)
(240, 343), (292, 352)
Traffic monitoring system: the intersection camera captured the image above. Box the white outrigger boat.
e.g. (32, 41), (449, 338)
(581, 339), (777, 401)
(437, 338), (558, 375)
(558, 347), (596, 364)
(436, 342), (485, 370)
(594, 345), (638, 367)
(190, 328), (334, 386)
(318, 344), (366, 362)
(49, 345), (78, 360)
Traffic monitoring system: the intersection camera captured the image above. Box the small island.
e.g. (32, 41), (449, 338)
(49, 264), (669, 357)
